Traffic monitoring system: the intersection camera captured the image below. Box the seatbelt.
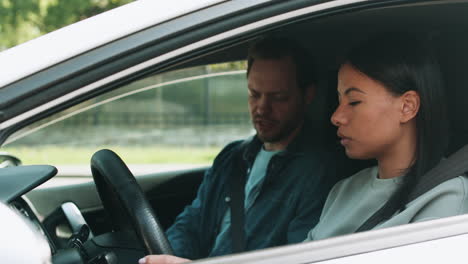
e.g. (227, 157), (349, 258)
(357, 143), (468, 232)
(228, 141), (249, 253)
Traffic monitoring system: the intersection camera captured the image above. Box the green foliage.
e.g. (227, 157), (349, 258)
(41, 0), (132, 33)
(0, 0), (133, 51)
(0, 0), (40, 49)
(92, 64), (248, 115)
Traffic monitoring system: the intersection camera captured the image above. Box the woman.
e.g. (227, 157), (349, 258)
(306, 34), (468, 241)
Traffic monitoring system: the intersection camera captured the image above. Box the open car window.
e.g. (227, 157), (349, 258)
(3, 61), (251, 179)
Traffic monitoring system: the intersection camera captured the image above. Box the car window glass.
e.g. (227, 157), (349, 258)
(2, 61), (252, 176)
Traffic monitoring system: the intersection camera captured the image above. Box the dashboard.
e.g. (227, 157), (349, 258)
(0, 165), (82, 256)
(0, 165), (101, 263)
(9, 197), (57, 253)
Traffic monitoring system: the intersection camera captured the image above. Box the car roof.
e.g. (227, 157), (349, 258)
(0, 0), (226, 88)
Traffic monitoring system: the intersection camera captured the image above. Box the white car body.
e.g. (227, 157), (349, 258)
(0, 0), (225, 88)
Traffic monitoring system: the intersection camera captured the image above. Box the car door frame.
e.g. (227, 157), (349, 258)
(0, 0), (393, 144)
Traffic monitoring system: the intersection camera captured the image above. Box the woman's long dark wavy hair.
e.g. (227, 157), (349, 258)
(345, 33), (449, 221)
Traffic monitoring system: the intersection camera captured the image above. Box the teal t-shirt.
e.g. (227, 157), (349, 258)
(212, 148), (281, 252)
(306, 166), (468, 241)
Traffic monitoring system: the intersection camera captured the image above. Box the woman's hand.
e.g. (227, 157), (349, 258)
(138, 255), (191, 264)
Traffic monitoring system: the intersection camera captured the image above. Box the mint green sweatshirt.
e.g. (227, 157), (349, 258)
(306, 166), (468, 241)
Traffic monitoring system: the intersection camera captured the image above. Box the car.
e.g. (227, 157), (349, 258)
(2, 0), (468, 263)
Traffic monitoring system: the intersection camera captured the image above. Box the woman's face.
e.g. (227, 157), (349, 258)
(331, 63), (405, 160)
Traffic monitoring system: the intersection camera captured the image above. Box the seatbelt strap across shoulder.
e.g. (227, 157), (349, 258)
(357, 143), (468, 232)
(408, 144), (468, 201)
(228, 140), (249, 253)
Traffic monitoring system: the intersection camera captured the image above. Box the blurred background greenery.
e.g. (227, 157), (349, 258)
(2, 63), (251, 165)
(0, 0), (133, 50)
(1, 0), (253, 167)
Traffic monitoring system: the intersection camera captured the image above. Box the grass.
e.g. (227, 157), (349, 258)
(2, 145), (220, 165)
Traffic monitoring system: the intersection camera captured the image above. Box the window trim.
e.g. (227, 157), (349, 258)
(193, 214), (468, 263)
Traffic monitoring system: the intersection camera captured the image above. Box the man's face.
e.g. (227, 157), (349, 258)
(247, 57), (311, 147)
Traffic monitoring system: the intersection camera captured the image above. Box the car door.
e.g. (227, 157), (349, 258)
(3, 0), (468, 263)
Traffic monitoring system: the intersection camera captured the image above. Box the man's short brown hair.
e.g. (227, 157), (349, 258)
(247, 36), (317, 92)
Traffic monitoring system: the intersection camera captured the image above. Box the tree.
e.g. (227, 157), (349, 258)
(0, 0), (133, 51)
(0, 0), (40, 49)
(41, 0), (133, 33)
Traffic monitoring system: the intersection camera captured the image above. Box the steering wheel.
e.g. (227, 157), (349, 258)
(90, 149), (173, 255)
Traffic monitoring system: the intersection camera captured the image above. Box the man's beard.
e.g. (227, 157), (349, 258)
(254, 115), (302, 144)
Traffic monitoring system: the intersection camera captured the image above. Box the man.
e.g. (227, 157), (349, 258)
(138, 36), (345, 264)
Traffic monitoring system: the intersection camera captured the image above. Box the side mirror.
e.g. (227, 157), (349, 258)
(0, 152), (22, 168)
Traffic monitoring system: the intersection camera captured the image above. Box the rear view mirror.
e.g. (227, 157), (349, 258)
(0, 152), (22, 168)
